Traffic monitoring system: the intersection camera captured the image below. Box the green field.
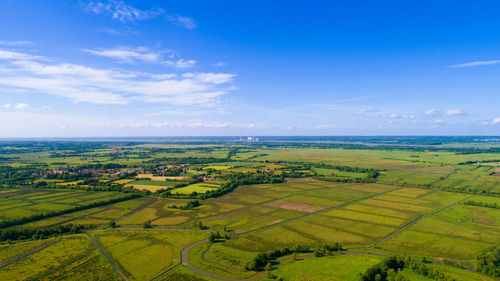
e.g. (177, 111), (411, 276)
(0, 139), (499, 281)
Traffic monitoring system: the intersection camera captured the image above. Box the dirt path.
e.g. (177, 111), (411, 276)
(233, 186), (403, 238)
(0, 238), (59, 268)
(373, 214), (424, 247)
(114, 197), (159, 222)
(87, 233), (129, 281)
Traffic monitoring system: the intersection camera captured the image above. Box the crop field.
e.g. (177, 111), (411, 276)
(170, 183), (220, 195)
(0, 189), (130, 225)
(0, 235), (96, 280)
(0, 139), (499, 281)
(90, 229), (207, 281)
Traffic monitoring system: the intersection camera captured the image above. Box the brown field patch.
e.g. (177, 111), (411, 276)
(264, 200), (324, 213)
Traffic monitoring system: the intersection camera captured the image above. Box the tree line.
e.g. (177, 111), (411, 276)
(245, 243), (343, 271)
(462, 200), (499, 209)
(475, 245), (500, 277)
(359, 256), (456, 281)
(0, 224), (92, 242)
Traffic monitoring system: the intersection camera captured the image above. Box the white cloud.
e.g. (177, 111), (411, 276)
(0, 41), (31, 46)
(444, 109), (465, 117)
(425, 109), (436, 116)
(434, 119), (444, 124)
(450, 60), (500, 68)
(84, 47), (162, 63)
(2, 103), (11, 108)
(214, 62), (227, 67)
(84, 1), (196, 29)
(164, 58), (197, 68)
(492, 118), (500, 125)
(0, 48), (236, 106)
(248, 124), (257, 128)
(166, 14), (197, 30)
(85, 0), (164, 23)
(85, 47), (197, 68)
(14, 103), (29, 109)
(389, 113), (414, 119)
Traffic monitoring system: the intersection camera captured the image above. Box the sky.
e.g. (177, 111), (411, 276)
(0, 0), (499, 137)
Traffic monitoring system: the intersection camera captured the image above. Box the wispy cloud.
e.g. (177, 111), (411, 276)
(449, 60), (500, 68)
(85, 0), (164, 23)
(14, 103), (29, 110)
(389, 113), (414, 119)
(164, 58), (197, 68)
(424, 108), (469, 118)
(0, 41), (32, 46)
(214, 62), (227, 67)
(444, 109), (465, 117)
(84, 47), (163, 63)
(84, 1), (197, 29)
(0, 47), (236, 106)
(166, 14), (197, 30)
(425, 108), (437, 116)
(84, 47), (196, 68)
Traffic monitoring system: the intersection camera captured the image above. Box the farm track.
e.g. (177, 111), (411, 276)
(431, 195), (473, 216)
(0, 238), (59, 269)
(41, 207), (111, 229)
(374, 195), (473, 247)
(114, 197), (158, 222)
(233, 185), (403, 238)
(87, 233), (129, 281)
(179, 186), (405, 280)
(372, 215), (424, 247)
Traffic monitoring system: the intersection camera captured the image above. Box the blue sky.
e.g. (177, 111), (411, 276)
(0, 0), (499, 137)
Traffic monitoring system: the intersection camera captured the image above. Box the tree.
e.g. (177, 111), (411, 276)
(264, 263), (273, 272)
(208, 232), (216, 243)
(109, 221), (117, 228)
(143, 220), (152, 228)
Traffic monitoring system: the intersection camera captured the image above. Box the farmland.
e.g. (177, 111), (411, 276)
(0, 137), (499, 280)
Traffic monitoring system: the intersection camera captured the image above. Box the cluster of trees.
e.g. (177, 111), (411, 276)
(245, 243), (342, 271)
(169, 200), (201, 210)
(0, 194), (140, 228)
(359, 256), (455, 281)
(208, 231), (230, 242)
(462, 200), (499, 209)
(0, 224), (91, 242)
(475, 246), (500, 277)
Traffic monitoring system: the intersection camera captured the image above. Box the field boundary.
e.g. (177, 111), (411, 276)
(87, 233), (129, 281)
(0, 238), (59, 268)
(114, 197), (158, 222)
